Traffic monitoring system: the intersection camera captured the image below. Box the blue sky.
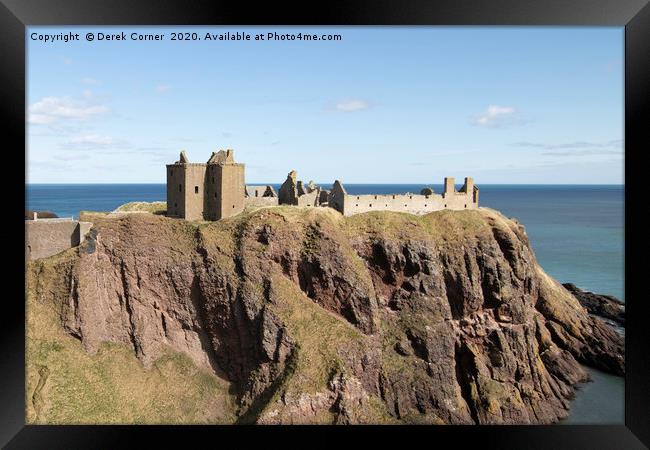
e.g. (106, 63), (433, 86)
(27, 26), (623, 184)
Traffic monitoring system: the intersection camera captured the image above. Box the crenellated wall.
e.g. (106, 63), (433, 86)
(329, 177), (479, 216)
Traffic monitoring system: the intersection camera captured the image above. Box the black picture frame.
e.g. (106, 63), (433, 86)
(2, 0), (648, 448)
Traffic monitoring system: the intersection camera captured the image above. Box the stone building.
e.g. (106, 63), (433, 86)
(278, 171), (330, 207)
(166, 149), (245, 221)
(328, 177), (479, 216)
(166, 150), (479, 221)
(245, 185), (279, 207)
(25, 217), (92, 261)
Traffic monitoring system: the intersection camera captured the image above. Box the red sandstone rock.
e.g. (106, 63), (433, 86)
(27, 207), (624, 424)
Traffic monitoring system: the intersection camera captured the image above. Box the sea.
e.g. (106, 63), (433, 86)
(25, 183), (625, 424)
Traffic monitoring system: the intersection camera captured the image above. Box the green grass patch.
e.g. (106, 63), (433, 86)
(267, 274), (364, 396)
(113, 201), (167, 214)
(343, 209), (491, 243)
(26, 293), (236, 424)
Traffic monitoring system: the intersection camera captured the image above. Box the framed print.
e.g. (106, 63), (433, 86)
(1, 0), (648, 448)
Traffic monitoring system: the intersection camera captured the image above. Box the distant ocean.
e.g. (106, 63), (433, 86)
(25, 183), (625, 423)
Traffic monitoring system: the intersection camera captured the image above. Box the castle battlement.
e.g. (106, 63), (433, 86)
(166, 149), (479, 221)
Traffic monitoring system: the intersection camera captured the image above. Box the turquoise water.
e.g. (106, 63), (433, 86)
(559, 367), (624, 425)
(26, 183), (625, 423)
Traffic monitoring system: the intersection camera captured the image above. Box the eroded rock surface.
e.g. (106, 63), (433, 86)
(562, 283), (625, 328)
(27, 207), (624, 424)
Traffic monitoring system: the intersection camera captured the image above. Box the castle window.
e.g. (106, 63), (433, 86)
(233, 205), (235, 208)
(374, 195), (377, 200)
(355, 204), (358, 207)
(195, 186), (199, 194)
(174, 203), (177, 208)
(425, 204), (427, 207)
(444, 204), (447, 207)
(464, 204), (467, 208)
(255, 190), (259, 197)
(357, 196), (360, 200)
(179, 184), (182, 192)
(369, 204), (372, 207)
(392, 195), (395, 199)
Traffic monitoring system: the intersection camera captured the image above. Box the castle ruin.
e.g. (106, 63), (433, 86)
(278, 171), (330, 207)
(166, 149), (246, 221)
(245, 185), (279, 207)
(328, 176), (479, 216)
(166, 150), (479, 220)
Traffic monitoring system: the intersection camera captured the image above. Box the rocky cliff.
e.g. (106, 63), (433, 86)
(26, 206), (624, 424)
(562, 283), (625, 328)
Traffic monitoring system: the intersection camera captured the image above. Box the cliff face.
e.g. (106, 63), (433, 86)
(27, 207), (624, 424)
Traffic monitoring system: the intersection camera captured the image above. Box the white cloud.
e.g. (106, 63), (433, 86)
(335, 99), (369, 112)
(81, 77), (101, 85)
(28, 113), (56, 125)
(53, 153), (90, 161)
(28, 95), (108, 125)
(156, 84), (171, 93)
(69, 135), (115, 146)
(513, 139), (623, 150)
(61, 134), (129, 150)
(470, 105), (524, 128)
(541, 149), (622, 157)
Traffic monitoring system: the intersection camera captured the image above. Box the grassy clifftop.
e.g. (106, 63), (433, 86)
(25, 204), (623, 424)
(112, 201), (166, 214)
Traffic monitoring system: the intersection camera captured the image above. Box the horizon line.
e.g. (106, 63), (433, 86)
(25, 182), (626, 186)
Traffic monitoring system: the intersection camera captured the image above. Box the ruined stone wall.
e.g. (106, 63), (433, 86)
(340, 191), (477, 217)
(166, 164), (185, 218)
(244, 185), (278, 207)
(25, 219), (93, 261)
(279, 171), (299, 205)
(215, 163), (245, 220)
(246, 186), (277, 198)
(332, 177), (479, 217)
(245, 197), (279, 207)
(328, 181), (347, 214)
(296, 189), (320, 207)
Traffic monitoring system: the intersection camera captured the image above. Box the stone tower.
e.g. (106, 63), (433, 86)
(166, 149), (245, 221)
(205, 149), (245, 220)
